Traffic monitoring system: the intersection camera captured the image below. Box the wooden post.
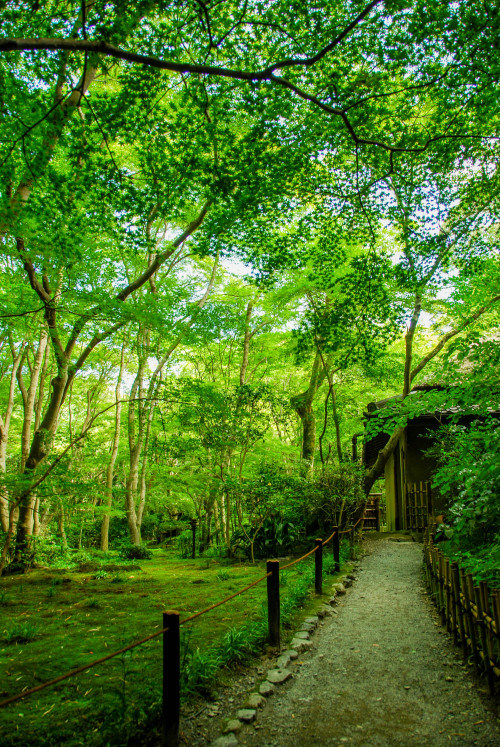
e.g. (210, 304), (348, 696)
(445, 558), (452, 633)
(474, 584), (495, 695)
(190, 519), (196, 559)
(162, 611), (180, 747)
(333, 528), (340, 573)
(450, 562), (462, 646)
(465, 573), (479, 665)
(315, 539), (323, 595)
(267, 560), (280, 649)
(375, 497), (380, 532)
(349, 527), (355, 560)
(480, 581), (496, 695)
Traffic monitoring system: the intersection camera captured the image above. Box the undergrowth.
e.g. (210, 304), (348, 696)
(180, 537), (356, 697)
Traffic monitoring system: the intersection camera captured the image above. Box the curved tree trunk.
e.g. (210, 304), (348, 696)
(291, 352), (328, 473)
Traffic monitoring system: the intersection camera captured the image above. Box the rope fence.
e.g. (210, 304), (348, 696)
(0, 507), (367, 746)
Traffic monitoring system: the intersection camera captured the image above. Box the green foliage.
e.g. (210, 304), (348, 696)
(0, 591), (13, 606)
(176, 530), (194, 560)
(118, 544), (153, 561)
(181, 646), (221, 697)
(429, 420), (500, 585)
(80, 597), (100, 609)
(303, 463), (365, 532)
(3, 622), (39, 644)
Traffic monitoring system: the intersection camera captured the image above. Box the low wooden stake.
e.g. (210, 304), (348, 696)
(333, 528), (340, 573)
(267, 560), (280, 649)
(315, 539), (323, 595)
(162, 611), (180, 747)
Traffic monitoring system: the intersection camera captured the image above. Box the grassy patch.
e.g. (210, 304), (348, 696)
(0, 549), (268, 746)
(0, 540), (357, 746)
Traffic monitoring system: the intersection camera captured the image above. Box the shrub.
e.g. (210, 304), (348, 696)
(3, 622), (39, 644)
(119, 544), (153, 560)
(176, 530), (194, 559)
(429, 420), (500, 585)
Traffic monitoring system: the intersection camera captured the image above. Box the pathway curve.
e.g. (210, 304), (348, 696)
(231, 538), (500, 746)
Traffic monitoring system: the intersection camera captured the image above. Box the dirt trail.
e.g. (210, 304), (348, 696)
(228, 537), (500, 747)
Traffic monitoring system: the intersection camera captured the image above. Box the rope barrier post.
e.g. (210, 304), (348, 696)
(266, 560), (280, 650)
(162, 611), (180, 747)
(333, 528), (340, 573)
(315, 539), (323, 594)
(349, 526), (355, 560)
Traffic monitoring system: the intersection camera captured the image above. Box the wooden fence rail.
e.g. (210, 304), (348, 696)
(423, 526), (500, 695)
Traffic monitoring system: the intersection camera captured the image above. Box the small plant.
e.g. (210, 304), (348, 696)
(81, 597), (100, 608)
(182, 647), (221, 696)
(176, 530), (194, 559)
(201, 544), (227, 559)
(3, 622), (39, 644)
(47, 577), (63, 597)
(94, 570), (109, 580)
(119, 544), (153, 560)
(217, 626), (255, 665)
(216, 569), (230, 582)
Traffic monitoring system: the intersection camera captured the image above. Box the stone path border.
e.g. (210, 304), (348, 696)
(209, 537), (500, 747)
(210, 570), (356, 746)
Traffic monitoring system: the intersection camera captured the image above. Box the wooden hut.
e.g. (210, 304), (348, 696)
(363, 391), (497, 532)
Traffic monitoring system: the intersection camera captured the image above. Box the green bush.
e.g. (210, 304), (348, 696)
(3, 622), (39, 644)
(176, 530), (194, 559)
(429, 420), (500, 585)
(118, 544), (153, 560)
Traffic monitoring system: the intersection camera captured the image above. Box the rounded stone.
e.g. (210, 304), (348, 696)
(212, 735), (238, 747)
(223, 719), (242, 734)
(304, 616), (319, 628)
(259, 681), (275, 696)
(267, 668), (292, 684)
(276, 653), (291, 668)
(236, 708), (257, 723)
(291, 638), (313, 653)
(246, 693), (266, 709)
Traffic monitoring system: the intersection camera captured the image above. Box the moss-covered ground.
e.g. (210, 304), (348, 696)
(0, 543), (354, 746)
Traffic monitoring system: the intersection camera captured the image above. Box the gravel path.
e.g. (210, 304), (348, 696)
(228, 537), (500, 747)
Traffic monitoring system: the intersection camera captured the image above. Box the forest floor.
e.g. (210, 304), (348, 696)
(192, 536), (500, 747)
(0, 549), (271, 746)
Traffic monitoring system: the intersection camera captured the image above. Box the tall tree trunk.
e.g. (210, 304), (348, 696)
(0, 339), (25, 532)
(101, 342), (126, 551)
(137, 403), (155, 531)
(32, 497), (41, 536)
(15, 366), (69, 561)
(290, 352), (328, 471)
(17, 329), (49, 471)
(331, 386), (343, 462)
(240, 301), (253, 385)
